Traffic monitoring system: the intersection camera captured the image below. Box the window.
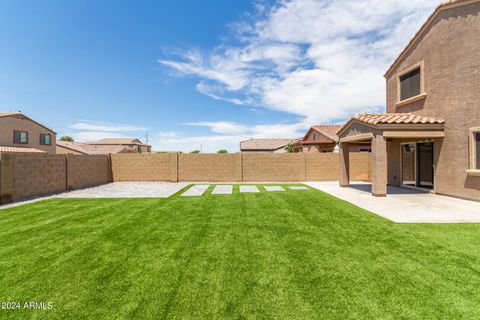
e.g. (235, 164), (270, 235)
(313, 133), (318, 141)
(13, 130), (28, 144)
(469, 128), (480, 173)
(40, 133), (52, 145)
(400, 67), (421, 101)
(476, 132), (480, 170)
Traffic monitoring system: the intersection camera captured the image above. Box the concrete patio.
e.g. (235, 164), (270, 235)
(307, 181), (480, 223)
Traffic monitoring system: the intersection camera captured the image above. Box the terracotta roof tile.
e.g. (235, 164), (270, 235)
(311, 125), (342, 143)
(352, 113), (445, 125)
(339, 113), (445, 134)
(0, 146), (46, 153)
(240, 138), (299, 151)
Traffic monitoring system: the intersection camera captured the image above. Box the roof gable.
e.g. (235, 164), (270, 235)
(0, 112), (56, 134)
(385, 0), (480, 78)
(302, 125), (341, 143)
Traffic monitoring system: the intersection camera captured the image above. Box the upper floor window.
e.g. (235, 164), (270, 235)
(13, 130), (28, 144)
(469, 128), (480, 172)
(40, 133), (52, 145)
(313, 133), (318, 141)
(476, 132), (480, 170)
(400, 67), (421, 101)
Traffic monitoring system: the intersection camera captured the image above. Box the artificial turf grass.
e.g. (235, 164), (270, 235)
(1, 187), (480, 319)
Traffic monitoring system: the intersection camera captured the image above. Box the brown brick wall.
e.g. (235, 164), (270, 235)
(178, 153), (242, 182)
(0, 153), (66, 203)
(350, 153), (371, 182)
(306, 153), (338, 181)
(66, 155), (111, 189)
(0, 152), (371, 203)
(110, 153), (178, 182)
(242, 153), (306, 182)
(96, 153), (372, 183)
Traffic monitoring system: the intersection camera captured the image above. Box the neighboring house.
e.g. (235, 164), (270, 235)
(337, 0), (480, 200)
(88, 138), (151, 153)
(0, 112), (56, 154)
(240, 138), (299, 153)
(292, 125), (371, 153)
(56, 141), (137, 155)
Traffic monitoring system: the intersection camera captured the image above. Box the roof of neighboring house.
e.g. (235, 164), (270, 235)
(0, 111), (56, 134)
(0, 146), (46, 153)
(240, 138), (299, 151)
(309, 125), (342, 143)
(57, 140), (136, 154)
(385, 0), (480, 77)
(89, 138), (150, 147)
(338, 113), (445, 135)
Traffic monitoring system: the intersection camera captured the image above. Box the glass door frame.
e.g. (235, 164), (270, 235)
(400, 140), (435, 191)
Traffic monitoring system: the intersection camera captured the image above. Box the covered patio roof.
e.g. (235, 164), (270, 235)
(337, 113), (445, 197)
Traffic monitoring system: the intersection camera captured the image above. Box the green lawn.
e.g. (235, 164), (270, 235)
(1, 185), (480, 319)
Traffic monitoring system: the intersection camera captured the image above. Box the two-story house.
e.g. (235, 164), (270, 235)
(0, 112), (56, 154)
(336, 0), (480, 201)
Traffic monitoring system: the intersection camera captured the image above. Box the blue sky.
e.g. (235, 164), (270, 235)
(0, 0), (438, 152)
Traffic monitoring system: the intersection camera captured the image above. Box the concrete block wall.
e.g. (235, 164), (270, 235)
(111, 153), (178, 182)
(350, 153), (371, 182)
(66, 154), (111, 190)
(0, 152), (371, 204)
(105, 152), (372, 183)
(0, 154), (67, 203)
(306, 153), (338, 181)
(243, 153), (306, 182)
(179, 153), (242, 182)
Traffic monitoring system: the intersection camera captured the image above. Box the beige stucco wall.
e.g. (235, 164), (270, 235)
(385, 2), (480, 200)
(0, 115), (56, 153)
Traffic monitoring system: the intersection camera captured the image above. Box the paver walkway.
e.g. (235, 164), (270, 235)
(181, 185), (210, 197)
(61, 182), (190, 198)
(264, 186), (285, 192)
(239, 186), (260, 193)
(212, 185), (233, 195)
(289, 186), (309, 190)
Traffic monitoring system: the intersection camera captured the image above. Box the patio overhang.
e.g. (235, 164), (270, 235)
(337, 113), (445, 197)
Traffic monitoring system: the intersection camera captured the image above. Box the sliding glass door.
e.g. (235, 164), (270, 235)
(401, 142), (434, 190)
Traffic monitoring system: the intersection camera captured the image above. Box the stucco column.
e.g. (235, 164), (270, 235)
(371, 134), (387, 197)
(339, 142), (350, 187)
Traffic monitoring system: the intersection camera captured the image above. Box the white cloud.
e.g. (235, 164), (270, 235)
(185, 121), (248, 135)
(150, 134), (248, 153)
(159, 0), (439, 123)
(158, 131), (179, 138)
(70, 122), (147, 132)
(152, 121), (306, 152)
